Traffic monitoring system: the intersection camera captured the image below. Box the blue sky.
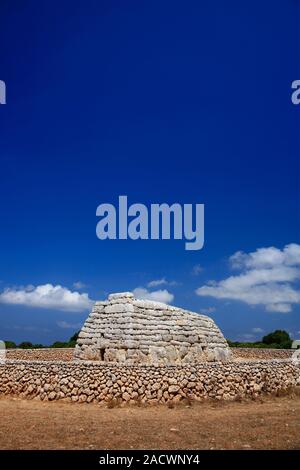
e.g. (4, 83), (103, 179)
(0, 1), (299, 345)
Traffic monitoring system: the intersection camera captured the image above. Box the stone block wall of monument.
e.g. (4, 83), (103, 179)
(74, 292), (231, 364)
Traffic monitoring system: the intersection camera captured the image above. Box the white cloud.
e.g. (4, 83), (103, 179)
(192, 264), (203, 275)
(201, 307), (216, 314)
(73, 281), (88, 289)
(252, 327), (264, 333)
(147, 278), (178, 287)
(6, 325), (50, 333)
(230, 244), (300, 270)
(133, 287), (174, 304)
(147, 278), (167, 287)
(242, 334), (255, 339)
(265, 303), (292, 313)
(196, 244), (300, 313)
(0, 284), (94, 312)
(57, 321), (82, 329)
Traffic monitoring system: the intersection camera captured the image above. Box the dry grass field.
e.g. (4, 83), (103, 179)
(0, 393), (299, 450)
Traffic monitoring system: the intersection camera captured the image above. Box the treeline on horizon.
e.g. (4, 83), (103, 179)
(4, 331), (79, 349)
(3, 330), (293, 350)
(227, 330), (292, 349)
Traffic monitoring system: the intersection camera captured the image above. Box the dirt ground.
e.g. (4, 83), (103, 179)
(0, 395), (299, 450)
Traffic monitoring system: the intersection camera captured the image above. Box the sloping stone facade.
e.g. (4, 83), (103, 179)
(74, 292), (231, 364)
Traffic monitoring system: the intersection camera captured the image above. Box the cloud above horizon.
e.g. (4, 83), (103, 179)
(57, 320), (83, 329)
(73, 281), (88, 289)
(147, 278), (178, 287)
(133, 287), (174, 304)
(0, 284), (94, 312)
(200, 307), (216, 315)
(192, 264), (203, 275)
(252, 327), (264, 333)
(196, 243), (300, 313)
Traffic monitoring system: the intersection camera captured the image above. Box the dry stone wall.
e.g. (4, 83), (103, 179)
(0, 359), (299, 404)
(74, 292), (230, 364)
(5, 347), (294, 362)
(231, 348), (294, 361)
(6, 348), (73, 362)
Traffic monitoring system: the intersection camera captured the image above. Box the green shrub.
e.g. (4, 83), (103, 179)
(18, 341), (33, 349)
(50, 341), (70, 348)
(4, 341), (17, 349)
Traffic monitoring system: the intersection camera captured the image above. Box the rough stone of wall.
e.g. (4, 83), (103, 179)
(6, 348), (73, 362)
(231, 348), (294, 361)
(0, 360), (299, 403)
(74, 292), (230, 364)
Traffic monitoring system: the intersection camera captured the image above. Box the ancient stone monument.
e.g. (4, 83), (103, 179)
(74, 292), (231, 364)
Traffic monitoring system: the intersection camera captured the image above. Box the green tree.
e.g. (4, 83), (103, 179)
(4, 340), (17, 349)
(69, 331), (79, 343)
(262, 330), (292, 348)
(18, 341), (33, 349)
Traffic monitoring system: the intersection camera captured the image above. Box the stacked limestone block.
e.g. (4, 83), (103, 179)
(74, 292), (231, 364)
